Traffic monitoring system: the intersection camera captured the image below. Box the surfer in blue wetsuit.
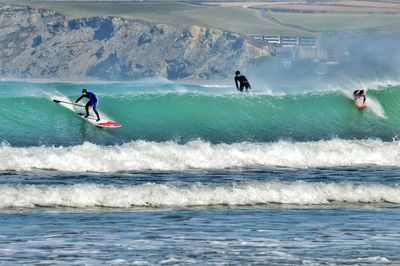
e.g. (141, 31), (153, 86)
(234, 71), (251, 92)
(353, 89), (366, 103)
(75, 89), (101, 122)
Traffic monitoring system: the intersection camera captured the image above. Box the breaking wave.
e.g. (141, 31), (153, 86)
(0, 181), (399, 209)
(3, 139), (400, 172)
(1, 82), (400, 145)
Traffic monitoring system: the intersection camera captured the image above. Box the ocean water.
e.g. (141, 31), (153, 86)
(1, 79), (400, 264)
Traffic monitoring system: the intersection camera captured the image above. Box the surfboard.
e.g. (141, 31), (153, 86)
(355, 103), (367, 109)
(353, 98), (367, 109)
(52, 99), (121, 128)
(78, 113), (121, 128)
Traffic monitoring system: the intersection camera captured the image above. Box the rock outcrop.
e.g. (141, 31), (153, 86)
(0, 4), (270, 80)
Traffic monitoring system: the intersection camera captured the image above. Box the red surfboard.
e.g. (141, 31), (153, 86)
(355, 103), (367, 109)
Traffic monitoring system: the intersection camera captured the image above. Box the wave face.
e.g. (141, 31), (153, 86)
(2, 139), (400, 172)
(1, 80), (400, 145)
(1, 181), (399, 208)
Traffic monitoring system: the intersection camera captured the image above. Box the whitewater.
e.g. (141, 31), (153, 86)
(1, 181), (399, 208)
(1, 79), (400, 264)
(3, 139), (400, 172)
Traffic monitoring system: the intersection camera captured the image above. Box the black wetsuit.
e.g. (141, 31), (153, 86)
(234, 75), (251, 92)
(353, 90), (366, 103)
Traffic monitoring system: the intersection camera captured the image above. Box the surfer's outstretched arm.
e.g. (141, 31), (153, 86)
(75, 95), (84, 103)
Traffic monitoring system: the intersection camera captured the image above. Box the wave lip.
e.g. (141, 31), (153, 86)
(0, 181), (399, 209)
(2, 139), (400, 172)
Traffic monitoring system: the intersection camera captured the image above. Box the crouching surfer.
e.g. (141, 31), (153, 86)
(75, 89), (101, 122)
(353, 89), (366, 103)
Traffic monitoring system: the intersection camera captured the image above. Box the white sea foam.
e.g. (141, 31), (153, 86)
(359, 256), (391, 263)
(351, 78), (400, 91)
(324, 78), (400, 92)
(0, 181), (398, 208)
(3, 139), (400, 172)
(197, 84), (231, 88)
(49, 94), (74, 111)
(365, 96), (386, 118)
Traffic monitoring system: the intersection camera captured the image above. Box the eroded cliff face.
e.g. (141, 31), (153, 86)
(0, 4), (270, 80)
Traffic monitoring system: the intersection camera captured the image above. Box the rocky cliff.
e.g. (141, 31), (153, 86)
(0, 4), (270, 80)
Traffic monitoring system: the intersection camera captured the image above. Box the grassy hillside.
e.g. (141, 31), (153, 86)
(0, 1), (308, 36)
(271, 11), (400, 31)
(2, 1), (400, 33)
(202, 0), (400, 32)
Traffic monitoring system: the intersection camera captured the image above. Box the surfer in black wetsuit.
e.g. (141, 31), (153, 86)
(75, 89), (101, 122)
(353, 89), (366, 103)
(234, 71), (251, 92)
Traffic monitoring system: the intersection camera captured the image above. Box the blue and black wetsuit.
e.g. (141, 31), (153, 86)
(75, 92), (100, 121)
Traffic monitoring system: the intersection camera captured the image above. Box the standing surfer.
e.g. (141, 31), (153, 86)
(234, 71), (252, 92)
(353, 89), (366, 103)
(75, 89), (101, 122)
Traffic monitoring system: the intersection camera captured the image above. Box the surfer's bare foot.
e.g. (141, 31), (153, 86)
(96, 119), (100, 122)
(84, 114), (89, 118)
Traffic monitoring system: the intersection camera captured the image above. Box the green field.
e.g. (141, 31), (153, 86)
(4, 0), (397, 33)
(0, 0), (308, 35)
(271, 11), (400, 31)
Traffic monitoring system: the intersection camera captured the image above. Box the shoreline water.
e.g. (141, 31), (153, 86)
(1, 206), (399, 264)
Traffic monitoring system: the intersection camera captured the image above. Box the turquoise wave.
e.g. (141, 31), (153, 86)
(1, 80), (400, 146)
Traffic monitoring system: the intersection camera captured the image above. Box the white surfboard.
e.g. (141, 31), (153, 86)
(78, 112), (121, 128)
(52, 98), (121, 128)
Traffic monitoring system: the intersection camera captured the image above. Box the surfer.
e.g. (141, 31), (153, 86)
(75, 89), (101, 122)
(234, 71), (251, 92)
(353, 90), (366, 103)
